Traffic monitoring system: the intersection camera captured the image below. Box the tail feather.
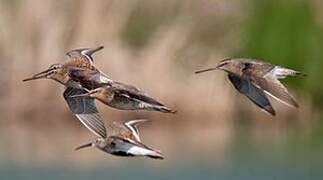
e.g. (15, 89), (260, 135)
(151, 105), (177, 113)
(274, 67), (307, 79)
(146, 152), (164, 160)
(294, 71), (307, 77)
(139, 101), (176, 113)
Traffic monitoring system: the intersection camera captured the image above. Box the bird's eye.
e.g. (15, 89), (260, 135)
(244, 62), (252, 68)
(218, 62), (228, 68)
(110, 141), (116, 147)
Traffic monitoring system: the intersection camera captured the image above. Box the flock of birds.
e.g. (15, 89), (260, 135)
(23, 46), (305, 160)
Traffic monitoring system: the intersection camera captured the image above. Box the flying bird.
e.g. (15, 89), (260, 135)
(75, 119), (164, 160)
(69, 82), (176, 113)
(195, 58), (306, 115)
(22, 46), (107, 88)
(64, 51), (176, 113)
(23, 46), (108, 137)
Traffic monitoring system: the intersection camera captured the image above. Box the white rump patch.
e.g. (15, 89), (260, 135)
(267, 66), (297, 79)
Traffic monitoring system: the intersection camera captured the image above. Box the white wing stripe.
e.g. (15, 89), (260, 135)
(81, 50), (93, 64)
(262, 90), (296, 108)
(124, 119), (148, 142)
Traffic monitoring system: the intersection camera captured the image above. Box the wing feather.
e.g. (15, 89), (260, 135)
(66, 46), (104, 63)
(251, 77), (299, 108)
(124, 119), (149, 142)
(228, 74), (276, 115)
(63, 87), (107, 138)
(240, 60), (299, 108)
(111, 82), (166, 107)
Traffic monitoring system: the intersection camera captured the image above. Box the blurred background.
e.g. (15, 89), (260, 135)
(0, 0), (322, 179)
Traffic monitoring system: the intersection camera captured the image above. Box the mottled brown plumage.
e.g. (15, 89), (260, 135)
(64, 53), (176, 113)
(22, 46), (106, 88)
(23, 46), (108, 137)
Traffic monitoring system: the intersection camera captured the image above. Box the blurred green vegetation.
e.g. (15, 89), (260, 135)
(121, 0), (323, 108)
(1, 1), (322, 177)
(236, 0), (323, 161)
(240, 0), (323, 108)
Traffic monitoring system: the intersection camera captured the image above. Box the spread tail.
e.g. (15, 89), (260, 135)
(274, 67), (307, 79)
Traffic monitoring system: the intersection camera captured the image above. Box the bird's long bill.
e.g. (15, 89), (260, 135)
(22, 69), (51, 82)
(75, 142), (92, 151)
(85, 46), (104, 55)
(195, 67), (218, 74)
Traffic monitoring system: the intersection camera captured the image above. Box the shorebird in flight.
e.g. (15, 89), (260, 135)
(195, 58), (306, 116)
(22, 46), (109, 88)
(75, 119), (164, 160)
(65, 51), (175, 113)
(70, 82), (176, 113)
(23, 46), (108, 137)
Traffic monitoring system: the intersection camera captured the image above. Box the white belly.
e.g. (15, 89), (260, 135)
(127, 146), (154, 156)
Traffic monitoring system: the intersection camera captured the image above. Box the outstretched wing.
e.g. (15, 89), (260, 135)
(63, 87), (107, 138)
(251, 76), (299, 108)
(240, 60), (300, 108)
(66, 46), (104, 63)
(228, 74), (276, 115)
(111, 82), (164, 106)
(124, 119), (149, 142)
(112, 119), (149, 143)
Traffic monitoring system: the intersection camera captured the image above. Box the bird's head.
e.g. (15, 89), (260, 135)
(23, 63), (65, 82)
(75, 138), (107, 151)
(195, 58), (240, 74)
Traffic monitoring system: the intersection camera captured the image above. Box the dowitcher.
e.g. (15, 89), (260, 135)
(23, 46), (107, 137)
(22, 46), (107, 87)
(64, 50), (176, 113)
(70, 82), (176, 113)
(195, 58), (306, 116)
(59, 46), (175, 113)
(75, 119), (164, 160)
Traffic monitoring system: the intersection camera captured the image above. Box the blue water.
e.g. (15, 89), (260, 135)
(0, 161), (321, 180)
